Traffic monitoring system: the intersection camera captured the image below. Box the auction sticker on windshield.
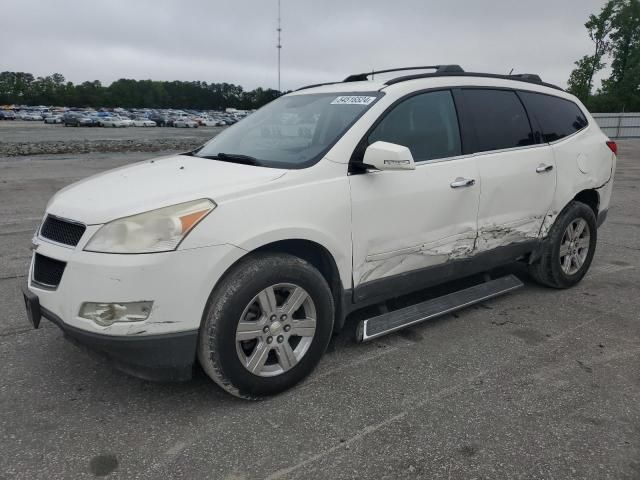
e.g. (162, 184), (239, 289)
(331, 96), (377, 105)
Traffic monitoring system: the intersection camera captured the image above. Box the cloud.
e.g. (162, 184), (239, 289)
(0, 0), (608, 90)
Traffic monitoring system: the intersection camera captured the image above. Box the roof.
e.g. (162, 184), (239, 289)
(292, 65), (564, 96)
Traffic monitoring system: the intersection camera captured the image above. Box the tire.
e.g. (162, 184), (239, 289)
(198, 253), (334, 399)
(529, 201), (597, 288)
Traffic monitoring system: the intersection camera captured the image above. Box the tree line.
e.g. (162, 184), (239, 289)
(0, 72), (282, 110)
(567, 0), (640, 112)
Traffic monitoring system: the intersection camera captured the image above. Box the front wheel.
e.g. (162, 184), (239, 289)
(198, 253), (334, 399)
(529, 201), (597, 288)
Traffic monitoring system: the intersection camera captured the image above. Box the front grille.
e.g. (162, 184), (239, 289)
(40, 215), (86, 247)
(33, 253), (66, 288)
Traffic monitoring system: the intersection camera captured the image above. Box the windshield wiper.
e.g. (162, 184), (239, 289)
(198, 152), (262, 166)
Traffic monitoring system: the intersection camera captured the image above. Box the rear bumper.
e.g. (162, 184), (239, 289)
(597, 208), (608, 228)
(23, 286), (198, 381)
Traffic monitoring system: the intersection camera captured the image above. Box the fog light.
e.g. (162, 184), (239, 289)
(79, 301), (153, 326)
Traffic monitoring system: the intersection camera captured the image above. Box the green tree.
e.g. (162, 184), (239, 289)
(567, 1), (615, 101)
(568, 0), (640, 112)
(602, 0), (640, 109)
(0, 71), (282, 110)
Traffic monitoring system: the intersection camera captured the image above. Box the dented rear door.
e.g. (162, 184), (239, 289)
(474, 144), (556, 250)
(459, 88), (556, 252)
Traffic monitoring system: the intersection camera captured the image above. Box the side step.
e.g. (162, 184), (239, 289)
(355, 274), (524, 342)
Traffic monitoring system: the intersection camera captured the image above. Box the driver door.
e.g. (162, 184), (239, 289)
(349, 90), (480, 302)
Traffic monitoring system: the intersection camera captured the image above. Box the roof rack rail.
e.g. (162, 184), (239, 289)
(384, 71), (563, 91)
(295, 67), (562, 93)
(343, 65), (464, 82)
(509, 73), (542, 83)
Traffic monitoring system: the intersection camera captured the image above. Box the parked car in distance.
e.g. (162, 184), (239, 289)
(22, 112), (44, 121)
(63, 113), (94, 127)
(173, 119), (199, 128)
(23, 65), (617, 399)
(0, 110), (16, 120)
(44, 115), (63, 124)
(131, 118), (157, 127)
(99, 116), (130, 127)
(200, 118), (225, 127)
(148, 113), (168, 126)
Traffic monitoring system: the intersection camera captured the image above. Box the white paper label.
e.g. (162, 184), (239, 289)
(331, 96), (376, 105)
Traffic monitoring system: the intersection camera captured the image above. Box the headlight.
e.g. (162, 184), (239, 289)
(84, 199), (215, 253)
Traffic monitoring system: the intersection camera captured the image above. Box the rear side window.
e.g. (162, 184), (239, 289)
(463, 89), (534, 152)
(519, 92), (588, 142)
(368, 90), (462, 161)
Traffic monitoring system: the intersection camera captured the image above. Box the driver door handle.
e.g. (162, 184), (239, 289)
(450, 177), (476, 188)
(536, 164), (554, 173)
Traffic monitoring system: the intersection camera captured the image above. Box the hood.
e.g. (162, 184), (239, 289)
(46, 154), (287, 224)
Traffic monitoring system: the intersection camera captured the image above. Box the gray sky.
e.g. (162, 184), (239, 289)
(1, 0), (609, 91)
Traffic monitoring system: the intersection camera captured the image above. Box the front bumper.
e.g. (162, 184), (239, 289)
(25, 233), (246, 381)
(23, 286), (197, 380)
(28, 237), (245, 336)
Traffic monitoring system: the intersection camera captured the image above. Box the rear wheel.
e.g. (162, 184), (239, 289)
(529, 201), (597, 288)
(198, 253), (334, 399)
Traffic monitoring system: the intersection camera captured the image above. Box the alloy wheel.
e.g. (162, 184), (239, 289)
(235, 283), (316, 377)
(559, 218), (590, 275)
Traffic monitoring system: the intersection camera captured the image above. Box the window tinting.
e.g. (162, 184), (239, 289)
(464, 89), (534, 152)
(519, 92), (588, 142)
(368, 90), (462, 161)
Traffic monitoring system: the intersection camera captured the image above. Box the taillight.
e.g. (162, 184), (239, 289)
(606, 141), (618, 155)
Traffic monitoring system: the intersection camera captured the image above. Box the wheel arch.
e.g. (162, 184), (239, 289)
(573, 189), (599, 216)
(251, 239), (349, 332)
(535, 188), (600, 263)
(207, 239), (350, 333)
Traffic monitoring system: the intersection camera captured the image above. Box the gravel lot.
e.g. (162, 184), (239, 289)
(0, 121), (224, 156)
(0, 141), (639, 479)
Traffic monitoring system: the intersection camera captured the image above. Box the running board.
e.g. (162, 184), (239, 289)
(355, 274), (524, 342)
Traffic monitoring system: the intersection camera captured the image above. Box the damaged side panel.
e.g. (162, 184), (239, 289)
(473, 144), (557, 255)
(356, 231), (477, 284)
(542, 126), (615, 234)
(476, 216), (547, 251)
(349, 154), (481, 291)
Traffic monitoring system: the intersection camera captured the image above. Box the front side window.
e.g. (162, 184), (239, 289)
(368, 90), (462, 161)
(464, 89), (534, 152)
(518, 91), (588, 142)
(195, 92), (381, 168)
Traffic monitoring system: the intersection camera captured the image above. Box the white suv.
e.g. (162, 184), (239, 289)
(23, 65), (616, 398)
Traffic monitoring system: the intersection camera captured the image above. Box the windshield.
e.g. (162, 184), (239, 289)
(194, 92), (381, 168)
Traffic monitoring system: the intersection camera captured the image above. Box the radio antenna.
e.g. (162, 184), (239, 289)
(277, 0), (282, 92)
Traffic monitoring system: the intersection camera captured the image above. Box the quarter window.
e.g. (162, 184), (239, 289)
(368, 90), (462, 161)
(463, 89), (535, 152)
(519, 91), (588, 142)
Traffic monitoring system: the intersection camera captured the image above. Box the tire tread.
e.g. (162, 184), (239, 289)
(198, 253), (333, 399)
(528, 201), (597, 289)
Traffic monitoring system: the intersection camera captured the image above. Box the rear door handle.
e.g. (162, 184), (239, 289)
(450, 177), (476, 188)
(536, 164), (554, 173)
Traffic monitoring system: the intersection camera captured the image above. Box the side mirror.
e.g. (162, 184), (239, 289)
(362, 141), (415, 171)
